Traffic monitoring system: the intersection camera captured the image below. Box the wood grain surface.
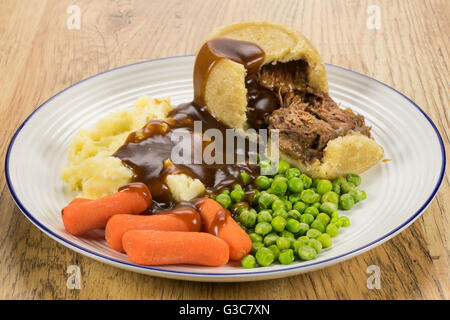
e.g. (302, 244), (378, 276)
(0, 0), (448, 300)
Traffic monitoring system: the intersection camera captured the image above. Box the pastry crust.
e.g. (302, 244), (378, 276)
(203, 21), (328, 130)
(277, 133), (384, 179)
(201, 21), (384, 178)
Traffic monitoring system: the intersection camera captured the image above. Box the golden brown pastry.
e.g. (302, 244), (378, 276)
(196, 21), (384, 179)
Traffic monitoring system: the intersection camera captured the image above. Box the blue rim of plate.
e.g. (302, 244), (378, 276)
(4, 55), (446, 278)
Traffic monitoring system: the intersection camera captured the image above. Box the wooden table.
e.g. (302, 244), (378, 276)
(0, 0), (448, 300)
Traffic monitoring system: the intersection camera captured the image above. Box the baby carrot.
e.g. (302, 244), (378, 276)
(196, 198), (252, 261)
(62, 183), (152, 236)
(122, 230), (230, 266)
(106, 207), (202, 252)
(68, 198), (92, 205)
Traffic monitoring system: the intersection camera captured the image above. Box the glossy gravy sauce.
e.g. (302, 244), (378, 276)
(114, 38), (278, 234)
(118, 182), (152, 207)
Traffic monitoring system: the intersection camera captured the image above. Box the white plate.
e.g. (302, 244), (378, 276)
(5, 55), (445, 282)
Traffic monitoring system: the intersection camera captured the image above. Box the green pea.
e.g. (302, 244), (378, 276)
(241, 254), (256, 268)
(258, 191), (274, 209)
(249, 232), (262, 243)
(340, 194), (355, 210)
(289, 193), (302, 203)
(255, 221), (273, 236)
(240, 172), (251, 185)
(277, 160), (290, 174)
(255, 247), (275, 267)
(332, 183), (341, 195)
(278, 249), (295, 265)
(283, 200), (293, 211)
(306, 228), (322, 239)
(361, 190), (367, 200)
(272, 208), (288, 219)
(304, 206), (319, 218)
(312, 193), (321, 203)
(298, 245), (317, 260)
(271, 216), (287, 232)
(308, 239), (323, 254)
(216, 193), (231, 209)
(285, 218), (302, 233)
(300, 213), (315, 225)
(271, 199), (285, 211)
(239, 209), (257, 227)
(321, 191), (339, 205)
(349, 189), (364, 203)
(299, 174), (312, 188)
(339, 216), (351, 227)
(293, 201), (306, 213)
(285, 168), (301, 180)
(287, 209), (302, 220)
(346, 173), (361, 186)
(316, 213), (331, 226)
(267, 244), (280, 260)
(230, 202), (250, 216)
(273, 175), (288, 183)
(317, 179), (333, 195)
(255, 176), (271, 190)
(312, 202), (321, 210)
(292, 238), (307, 253)
(257, 210), (272, 223)
(297, 236), (310, 245)
(270, 179), (288, 195)
(341, 181), (356, 194)
(329, 216), (339, 225)
(248, 190), (260, 205)
(276, 237), (291, 250)
(301, 189), (316, 204)
(251, 242), (264, 255)
(333, 177), (347, 186)
(311, 219), (326, 233)
(317, 233), (332, 248)
(280, 230), (295, 240)
(259, 160), (273, 176)
(331, 211), (339, 219)
(264, 233), (279, 246)
(230, 189), (244, 203)
(320, 202), (338, 215)
(296, 222), (310, 236)
(326, 223), (339, 237)
(312, 178), (320, 188)
(288, 177), (304, 193)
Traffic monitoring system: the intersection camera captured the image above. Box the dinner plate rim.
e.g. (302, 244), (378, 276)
(4, 55), (446, 280)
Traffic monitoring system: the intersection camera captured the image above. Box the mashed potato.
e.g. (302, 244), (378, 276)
(61, 97), (206, 201)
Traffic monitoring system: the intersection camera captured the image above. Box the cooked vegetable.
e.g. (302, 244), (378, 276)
(62, 183), (151, 236)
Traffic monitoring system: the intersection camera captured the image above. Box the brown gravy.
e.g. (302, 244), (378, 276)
(155, 207), (202, 231)
(118, 182), (152, 207)
(209, 208), (230, 236)
(114, 38), (278, 212)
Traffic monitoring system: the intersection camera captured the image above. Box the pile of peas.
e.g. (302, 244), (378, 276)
(212, 159), (367, 268)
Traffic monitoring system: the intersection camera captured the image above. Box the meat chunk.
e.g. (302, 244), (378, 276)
(283, 89), (372, 136)
(258, 60), (309, 95)
(250, 60), (372, 162)
(269, 104), (338, 162)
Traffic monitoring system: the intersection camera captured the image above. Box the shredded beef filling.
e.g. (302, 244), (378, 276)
(248, 60), (371, 163)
